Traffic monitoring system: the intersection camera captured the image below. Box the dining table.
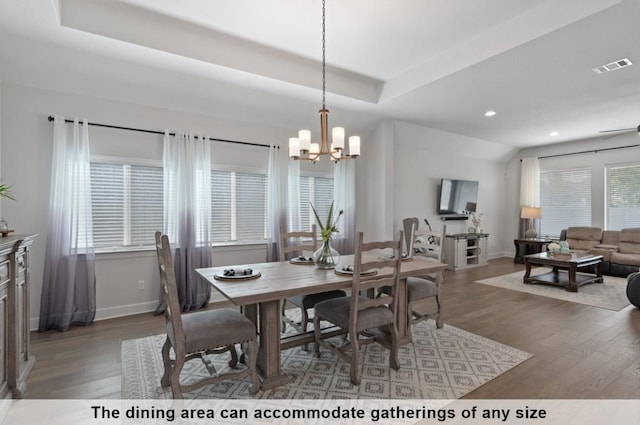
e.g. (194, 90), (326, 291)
(196, 254), (447, 390)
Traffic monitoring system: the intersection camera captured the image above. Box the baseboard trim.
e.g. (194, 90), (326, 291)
(30, 299), (235, 331)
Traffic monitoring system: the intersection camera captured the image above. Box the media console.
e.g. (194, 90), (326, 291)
(443, 233), (489, 270)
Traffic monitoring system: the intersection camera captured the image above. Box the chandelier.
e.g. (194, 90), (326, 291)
(288, 0), (360, 163)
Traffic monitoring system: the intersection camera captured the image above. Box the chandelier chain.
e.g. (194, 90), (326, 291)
(322, 0), (326, 110)
(287, 0), (360, 162)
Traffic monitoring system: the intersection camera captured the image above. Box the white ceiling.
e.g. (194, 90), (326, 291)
(0, 0), (639, 150)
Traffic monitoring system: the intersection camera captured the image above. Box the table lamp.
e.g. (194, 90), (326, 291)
(521, 206), (542, 239)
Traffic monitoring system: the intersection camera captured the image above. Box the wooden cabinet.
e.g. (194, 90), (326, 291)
(0, 235), (36, 401)
(443, 233), (489, 270)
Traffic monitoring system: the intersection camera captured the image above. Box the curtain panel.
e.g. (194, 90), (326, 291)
(287, 160), (301, 233)
(520, 157), (540, 207)
(266, 146), (288, 262)
(39, 117), (96, 332)
(333, 159), (356, 255)
(520, 157), (541, 238)
(160, 131), (212, 312)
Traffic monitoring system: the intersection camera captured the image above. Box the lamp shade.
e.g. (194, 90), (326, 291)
(298, 130), (311, 152)
(348, 136), (360, 156)
(520, 206), (542, 219)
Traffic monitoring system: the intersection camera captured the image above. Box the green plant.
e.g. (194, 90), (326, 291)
(0, 184), (15, 201)
(310, 201), (343, 242)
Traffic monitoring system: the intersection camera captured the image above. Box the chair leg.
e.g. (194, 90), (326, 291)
(247, 339), (260, 395)
(228, 344), (239, 368)
(349, 330), (361, 385)
(170, 356), (185, 399)
(160, 336), (172, 387)
(435, 295), (443, 329)
(281, 299), (287, 333)
(389, 324), (400, 371)
(313, 316), (322, 358)
(300, 307), (310, 351)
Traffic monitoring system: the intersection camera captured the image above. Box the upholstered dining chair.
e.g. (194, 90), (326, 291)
(279, 225), (346, 347)
(407, 224), (446, 328)
(154, 232), (260, 398)
(313, 231), (404, 385)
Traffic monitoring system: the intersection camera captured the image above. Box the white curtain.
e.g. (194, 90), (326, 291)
(160, 131), (212, 312)
(39, 116), (96, 332)
(520, 157), (541, 238)
(266, 145), (287, 262)
(333, 159), (356, 254)
(520, 157), (540, 207)
(287, 159), (301, 232)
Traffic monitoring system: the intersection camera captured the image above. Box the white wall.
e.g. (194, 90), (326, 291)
(356, 119), (395, 241)
(392, 121), (515, 258)
(0, 82), (295, 329)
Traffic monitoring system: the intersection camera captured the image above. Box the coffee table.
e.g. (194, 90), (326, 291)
(523, 251), (603, 292)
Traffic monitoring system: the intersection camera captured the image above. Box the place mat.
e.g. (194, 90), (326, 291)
(379, 254), (413, 262)
(290, 257), (314, 265)
(214, 271), (261, 281)
(334, 267), (378, 277)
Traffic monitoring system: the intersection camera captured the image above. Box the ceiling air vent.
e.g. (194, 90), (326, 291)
(592, 57), (633, 74)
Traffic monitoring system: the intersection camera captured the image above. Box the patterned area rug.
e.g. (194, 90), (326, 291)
(476, 269), (630, 311)
(121, 319), (531, 399)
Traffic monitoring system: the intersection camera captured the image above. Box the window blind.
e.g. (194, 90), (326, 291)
(540, 167), (592, 238)
(211, 171), (268, 242)
(90, 162), (163, 249)
(606, 163), (640, 230)
(299, 176), (334, 235)
(90, 162), (332, 249)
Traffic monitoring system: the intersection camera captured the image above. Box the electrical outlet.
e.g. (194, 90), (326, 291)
(138, 280), (145, 290)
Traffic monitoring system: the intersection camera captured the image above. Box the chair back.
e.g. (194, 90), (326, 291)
(155, 231), (184, 350)
(402, 217), (419, 258)
(278, 224), (318, 261)
(415, 225), (446, 262)
(349, 231), (404, 328)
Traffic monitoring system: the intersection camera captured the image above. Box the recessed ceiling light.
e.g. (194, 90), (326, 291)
(484, 110), (496, 117)
(550, 131), (559, 137)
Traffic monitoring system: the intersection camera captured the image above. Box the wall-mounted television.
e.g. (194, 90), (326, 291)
(437, 178), (479, 214)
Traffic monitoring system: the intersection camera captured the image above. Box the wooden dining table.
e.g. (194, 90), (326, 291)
(196, 255), (447, 390)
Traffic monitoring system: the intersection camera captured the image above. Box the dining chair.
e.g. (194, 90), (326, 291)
(313, 231), (404, 385)
(402, 217), (419, 258)
(279, 225), (346, 347)
(407, 224), (446, 328)
(154, 231), (260, 398)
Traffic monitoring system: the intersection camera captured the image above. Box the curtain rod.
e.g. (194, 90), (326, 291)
(520, 143), (639, 161)
(47, 116), (275, 149)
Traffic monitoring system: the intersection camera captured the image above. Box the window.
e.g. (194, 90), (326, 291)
(606, 163), (640, 230)
(90, 160), (329, 249)
(90, 162), (164, 250)
(300, 176), (334, 234)
(211, 170), (268, 243)
(539, 167), (592, 238)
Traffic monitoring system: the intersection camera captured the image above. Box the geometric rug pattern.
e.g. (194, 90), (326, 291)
(476, 268), (630, 311)
(122, 319), (532, 399)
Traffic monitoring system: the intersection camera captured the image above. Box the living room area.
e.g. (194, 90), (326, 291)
(0, 0), (639, 422)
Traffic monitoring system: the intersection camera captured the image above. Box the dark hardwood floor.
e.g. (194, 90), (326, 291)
(25, 257), (640, 399)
